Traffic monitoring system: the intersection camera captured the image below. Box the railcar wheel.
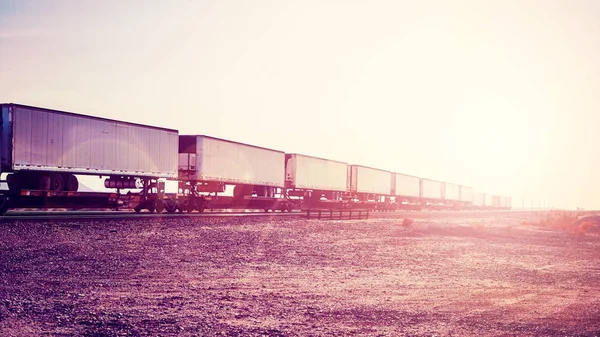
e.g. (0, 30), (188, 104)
(134, 205), (142, 213)
(165, 199), (178, 213)
(155, 200), (165, 213)
(64, 174), (79, 192)
(186, 201), (196, 213)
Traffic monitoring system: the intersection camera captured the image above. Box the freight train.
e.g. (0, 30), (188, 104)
(0, 103), (512, 215)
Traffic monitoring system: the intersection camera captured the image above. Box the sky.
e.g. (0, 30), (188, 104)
(1, 0), (599, 209)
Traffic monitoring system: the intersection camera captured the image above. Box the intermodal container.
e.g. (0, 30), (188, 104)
(393, 173), (420, 198)
(285, 153), (347, 191)
(178, 135), (285, 187)
(347, 165), (392, 195)
(460, 185), (473, 202)
(444, 182), (460, 201)
(421, 178), (443, 200)
(0, 103), (178, 178)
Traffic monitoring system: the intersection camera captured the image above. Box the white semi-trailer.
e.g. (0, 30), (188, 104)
(0, 103), (179, 214)
(0, 103), (178, 192)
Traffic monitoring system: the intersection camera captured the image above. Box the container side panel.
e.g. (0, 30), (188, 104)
(394, 173), (420, 197)
(445, 183), (460, 201)
(459, 186), (473, 202)
(291, 154), (347, 191)
(47, 112), (63, 167)
(89, 119), (104, 170)
(30, 109), (49, 166)
(355, 166), (391, 195)
(422, 179), (443, 199)
(6, 105), (177, 177)
(75, 116), (91, 169)
(169, 132), (178, 175)
(473, 192), (484, 206)
(116, 124), (129, 171)
(136, 127), (150, 174)
(102, 121), (117, 170)
(193, 136), (284, 186)
(125, 125), (138, 173)
(13, 107), (32, 165)
(484, 194), (492, 206)
(159, 130), (170, 174)
(61, 113), (76, 168)
(139, 126), (150, 173)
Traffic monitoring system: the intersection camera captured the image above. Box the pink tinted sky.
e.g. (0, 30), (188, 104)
(1, 0), (599, 209)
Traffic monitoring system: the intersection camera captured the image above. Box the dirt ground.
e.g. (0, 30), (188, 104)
(1, 211), (599, 336)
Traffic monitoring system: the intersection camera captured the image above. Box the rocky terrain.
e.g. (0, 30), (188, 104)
(1, 211), (599, 336)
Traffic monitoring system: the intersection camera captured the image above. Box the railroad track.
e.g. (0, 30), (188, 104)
(0, 210), (306, 221)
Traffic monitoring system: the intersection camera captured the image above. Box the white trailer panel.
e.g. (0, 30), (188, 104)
(3, 104), (178, 178)
(285, 154), (347, 191)
(421, 179), (443, 200)
(473, 192), (484, 206)
(484, 194), (493, 206)
(394, 173), (420, 198)
(460, 185), (473, 202)
(179, 135), (285, 187)
(444, 182), (460, 201)
(348, 165), (391, 195)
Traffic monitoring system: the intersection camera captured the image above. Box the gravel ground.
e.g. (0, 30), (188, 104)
(1, 211), (599, 336)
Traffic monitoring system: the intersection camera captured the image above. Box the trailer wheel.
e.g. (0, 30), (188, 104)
(49, 173), (64, 192)
(64, 174), (79, 192)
